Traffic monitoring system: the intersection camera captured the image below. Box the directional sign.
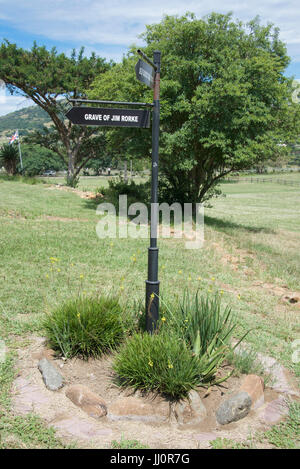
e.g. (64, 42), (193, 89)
(135, 59), (155, 89)
(66, 106), (150, 128)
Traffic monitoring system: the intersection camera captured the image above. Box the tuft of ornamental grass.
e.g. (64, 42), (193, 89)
(113, 331), (202, 400)
(44, 295), (125, 359)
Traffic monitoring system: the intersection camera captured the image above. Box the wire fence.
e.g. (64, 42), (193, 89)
(224, 177), (300, 187)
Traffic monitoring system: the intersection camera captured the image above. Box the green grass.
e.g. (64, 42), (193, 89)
(113, 332), (202, 400)
(110, 436), (150, 449)
(41, 175), (148, 191)
(0, 177), (299, 447)
(259, 400), (300, 449)
(44, 295), (126, 358)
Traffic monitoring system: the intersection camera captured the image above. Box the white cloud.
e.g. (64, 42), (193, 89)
(0, 0), (300, 62)
(0, 95), (34, 117)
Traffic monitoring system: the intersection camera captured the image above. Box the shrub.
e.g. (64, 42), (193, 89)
(150, 291), (247, 385)
(177, 293), (236, 357)
(0, 143), (19, 175)
(97, 178), (150, 211)
(44, 296), (125, 359)
(113, 332), (201, 400)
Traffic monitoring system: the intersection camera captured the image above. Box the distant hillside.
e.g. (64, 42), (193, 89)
(0, 105), (51, 142)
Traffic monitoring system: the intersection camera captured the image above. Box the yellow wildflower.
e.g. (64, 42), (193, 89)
(161, 316), (166, 322)
(148, 359), (153, 367)
(80, 274), (84, 279)
(178, 270), (182, 274)
(150, 293), (155, 299)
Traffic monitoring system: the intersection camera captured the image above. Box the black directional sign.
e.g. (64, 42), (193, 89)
(66, 106), (150, 128)
(135, 59), (155, 89)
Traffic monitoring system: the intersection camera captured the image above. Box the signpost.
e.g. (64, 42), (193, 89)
(135, 58), (155, 89)
(66, 49), (161, 333)
(137, 50), (161, 333)
(65, 106), (150, 128)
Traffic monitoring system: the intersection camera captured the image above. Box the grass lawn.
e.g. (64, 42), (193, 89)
(0, 176), (299, 448)
(41, 174), (147, 191)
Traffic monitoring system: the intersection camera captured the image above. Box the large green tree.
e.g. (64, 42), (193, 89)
(0, 42), (110, 185)
(89, 13), (300, 204)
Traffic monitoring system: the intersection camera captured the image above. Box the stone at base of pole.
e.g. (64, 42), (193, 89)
(145, 280), (160, 333)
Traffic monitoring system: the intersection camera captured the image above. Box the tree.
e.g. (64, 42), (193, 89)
(0, 42), (110, 185)
(88, 12), (300, 205)
(0, 143), (19, 175)
(21, 144), (66, 176)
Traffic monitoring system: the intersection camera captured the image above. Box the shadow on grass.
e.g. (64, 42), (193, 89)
(82, 198), (275, 235)
(205, 215), (276, 234)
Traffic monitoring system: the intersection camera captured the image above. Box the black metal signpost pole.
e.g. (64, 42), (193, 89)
(67, 50), (161, 333)
(145, 50), (161, 333)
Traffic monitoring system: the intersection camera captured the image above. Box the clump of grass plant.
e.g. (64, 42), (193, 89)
(159, 291), (249, 384)
(114, 291), (250, 400)
(113, 331), (201, 400)
(44, 295), (125, 359)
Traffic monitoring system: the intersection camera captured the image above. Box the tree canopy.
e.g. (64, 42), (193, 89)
(0, 42), (111, 185)
(88, 12), (300, 204)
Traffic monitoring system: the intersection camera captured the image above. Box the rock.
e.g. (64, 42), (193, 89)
(216, 391), (252, 425)
(107, 395), (170, 424)
(172, 390), (207, 426)
(240, 374), (264, 409)
(52, 416), (113, 439)
(38, 358), (64, 391)
(258, 396), (289, 424)
(13, 376), (49, 414)
(65, 384), (107, 419)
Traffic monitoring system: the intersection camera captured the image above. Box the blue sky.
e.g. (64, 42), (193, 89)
(1, 0), (300, 116)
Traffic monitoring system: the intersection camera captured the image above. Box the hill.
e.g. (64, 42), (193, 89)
(0, 105), (51, 142)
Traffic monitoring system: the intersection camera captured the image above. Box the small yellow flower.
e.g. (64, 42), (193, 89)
(57, 268), (61, 272)
(148, 359), (153, 367)
(161, 316), (166, 322)
(77, 313), (80, 319)
(162, 265), (166, 270)
(150, 293), (155, 299)
(220, 290), (224, 294)
(197, 276), (201, 281)
(45, 274), (49, 278)
(168, 360), (173, 369)
(80, 274), (84, 279)
(120, 285), (124, 291)
(237, 294), (241, 300)
(178, 270), (182, 274)
(70, 263), (74, 267)
(211, 277), (215, 281)
(110, 242), (114, 247)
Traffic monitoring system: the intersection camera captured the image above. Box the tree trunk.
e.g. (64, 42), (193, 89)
(124, 159), (128, 183)
(67, 148), (76, 186)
